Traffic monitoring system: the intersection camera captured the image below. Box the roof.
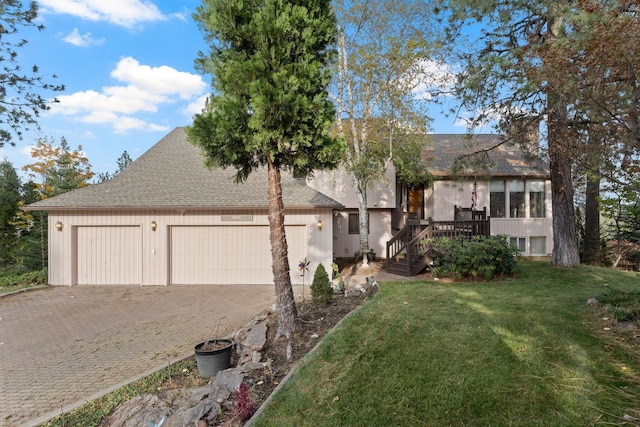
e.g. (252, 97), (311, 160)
(426, 134), (549, 178)
(26, 127), (343, 211)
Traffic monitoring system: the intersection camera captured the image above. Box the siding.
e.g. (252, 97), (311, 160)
(48, 208), (333, 286)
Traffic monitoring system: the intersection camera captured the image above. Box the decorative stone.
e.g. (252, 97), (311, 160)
(243, 322), (268, 352)
(209, 369), (244, 401)
(104, 394), (171, 427)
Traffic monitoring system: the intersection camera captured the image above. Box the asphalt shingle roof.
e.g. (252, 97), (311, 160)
(426, 134), (549, 178)
(26, 127), (343, 211)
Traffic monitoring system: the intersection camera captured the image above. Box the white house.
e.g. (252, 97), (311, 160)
(26, 128), (552, 286)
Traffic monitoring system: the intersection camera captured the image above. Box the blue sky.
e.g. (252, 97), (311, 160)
(1, 0), (468, 178)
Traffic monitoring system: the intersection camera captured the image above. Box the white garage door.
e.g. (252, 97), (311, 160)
(76, 226), (142, 285)
(170, 225), (307, 285)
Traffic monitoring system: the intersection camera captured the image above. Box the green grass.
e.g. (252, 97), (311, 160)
(254, 261), (640, 426)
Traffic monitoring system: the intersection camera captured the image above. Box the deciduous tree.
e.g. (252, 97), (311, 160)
(331, 0), (441, 257)
(190, 0), (344, 343)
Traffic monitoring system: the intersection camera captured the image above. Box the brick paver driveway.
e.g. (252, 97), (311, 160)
(0, 284), (275, 426)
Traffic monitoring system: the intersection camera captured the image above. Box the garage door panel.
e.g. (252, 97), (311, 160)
(171, 225), (307, 285)
(76, 226), (142, 285)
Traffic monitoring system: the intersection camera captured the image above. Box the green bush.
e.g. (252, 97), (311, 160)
(423, 236), (518, 280)
(310, 264), (333, 304)
(0, 269), (48, 288)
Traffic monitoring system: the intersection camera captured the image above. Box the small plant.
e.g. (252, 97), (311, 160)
(310, 263), (333, 304)
(233, 381), (255, 421)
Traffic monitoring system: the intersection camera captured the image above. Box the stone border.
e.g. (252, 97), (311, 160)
(244, 304), (363, 426)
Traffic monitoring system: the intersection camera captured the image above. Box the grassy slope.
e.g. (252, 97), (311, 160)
(254, 262), (640, 426)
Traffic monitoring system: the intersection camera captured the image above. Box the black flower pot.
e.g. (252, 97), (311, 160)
(194, 338), (233, 378)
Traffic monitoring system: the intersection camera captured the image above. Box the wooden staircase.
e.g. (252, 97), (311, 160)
(385, 211), (490, 277)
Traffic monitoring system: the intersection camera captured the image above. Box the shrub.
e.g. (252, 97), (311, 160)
(423, 235), (518, 280)
(310, 263), (333, 304)
(0, 269), (48, 288)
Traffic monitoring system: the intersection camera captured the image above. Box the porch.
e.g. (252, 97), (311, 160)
(385, 207), (490, 277)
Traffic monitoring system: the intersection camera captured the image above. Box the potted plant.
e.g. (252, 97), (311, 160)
(194, 338), (233, 378)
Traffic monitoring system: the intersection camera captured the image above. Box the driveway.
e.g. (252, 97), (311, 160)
(0, 284), (276, 427)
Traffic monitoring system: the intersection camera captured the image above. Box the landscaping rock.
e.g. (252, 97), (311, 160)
(210, 369), (244, 401)
(164, 398), (220, 427)
(104, 394), (171, 427)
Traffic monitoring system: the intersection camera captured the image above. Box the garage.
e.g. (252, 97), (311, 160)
(75, 225), (143, 285)
(170, 225), (308, 285)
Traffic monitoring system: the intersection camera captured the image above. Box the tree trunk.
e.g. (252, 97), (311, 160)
(583, 171), (601, 265)
(356, 181), (370, 258)
(266, 159), (298, 339)
(548, 103), (580, 267)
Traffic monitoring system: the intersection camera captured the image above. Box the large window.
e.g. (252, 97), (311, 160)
(490, 180), (505, 218)
(509, 180), (525, 218)
(529, 180), (545, 218)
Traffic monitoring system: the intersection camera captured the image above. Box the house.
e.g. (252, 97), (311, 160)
(27, 128), (552, 286)
(308, 133), (553, 273)
(25, 127), (342, 286)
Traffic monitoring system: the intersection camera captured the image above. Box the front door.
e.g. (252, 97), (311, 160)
(408, 186), (424, 220)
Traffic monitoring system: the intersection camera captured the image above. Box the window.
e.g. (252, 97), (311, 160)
(510, 237), (526, 253)
(348, 213), (369, 234)
(490, 180), (505, 218)
(530, 236), (546, 255)
(509, 180), (525, 218)
(529, 180), (545, 218)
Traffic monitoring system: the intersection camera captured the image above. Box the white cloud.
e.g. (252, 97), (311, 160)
(111, 57), (206, 99)
(48, 57), (207, 134)
(62, 28), (105, 47)
(182, 94), (209, 118)
(39, 0), (166, 28)
(410, 59), (458, 101)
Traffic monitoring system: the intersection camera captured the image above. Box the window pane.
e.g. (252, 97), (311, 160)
(349, 213), (369, 234)
(529, 181), (545, 218)
(490, 192), (505, 217)
(490, 180), (505, 218)
(348, 213), (358, 234)
(510, 237), (525, 253)
(490, 180), (505, 191)
(508, 180), (525, 218)
(530, 236), (546, 254)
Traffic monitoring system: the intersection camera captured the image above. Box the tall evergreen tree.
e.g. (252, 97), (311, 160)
(190, 0), (344, 342)
(0, 159), (22, 268)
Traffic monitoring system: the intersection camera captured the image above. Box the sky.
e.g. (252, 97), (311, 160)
(1, 0), (468, 178)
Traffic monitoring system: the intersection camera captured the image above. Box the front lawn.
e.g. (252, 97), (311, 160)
(253, 262), (640, 426)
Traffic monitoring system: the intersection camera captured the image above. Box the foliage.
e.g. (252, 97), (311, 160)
(22, 136), (94, 198)
(424, 235), (519, 280)
(233, 381), (256, 422)
(254, 262), (640, 426)
(330, 0), (441, 254)
(0, 0), (64, 146)
(190, 0), (344, 339)
(0, 268), (46, 288)
(95, 150), (133, 183)
(310, 263), (333, 305)
(0, 159), (22, 268)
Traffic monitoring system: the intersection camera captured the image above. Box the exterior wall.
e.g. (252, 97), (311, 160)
(430, 178), (553, 256)
(308, 165), (397, 209)
(331, 209), (392, 259)
(47, 208), (334, 286)
(430, 180), (488, 221)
